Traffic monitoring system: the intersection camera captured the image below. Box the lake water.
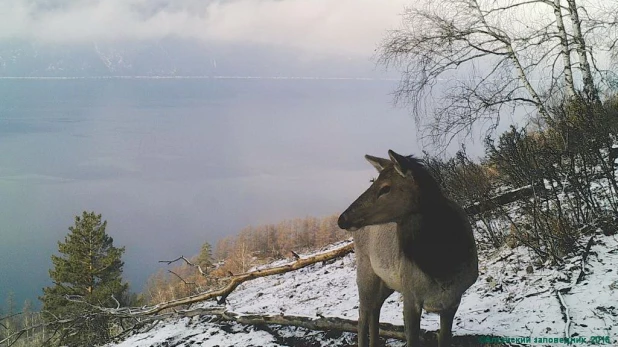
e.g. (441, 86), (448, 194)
(0, 78), (425, 310)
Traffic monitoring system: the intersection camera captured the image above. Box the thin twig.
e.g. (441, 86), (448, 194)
(556, 289), (571, 339)
(168, 270), (197, 286)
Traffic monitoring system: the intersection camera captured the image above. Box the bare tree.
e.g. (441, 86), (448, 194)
(378, 0), (616, 145)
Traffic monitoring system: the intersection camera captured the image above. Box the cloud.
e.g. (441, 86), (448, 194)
(0, 0), (408, 57)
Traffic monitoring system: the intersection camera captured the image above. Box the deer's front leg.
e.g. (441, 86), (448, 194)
(438, 304), (459, 347)
(403, 296), (422, 347)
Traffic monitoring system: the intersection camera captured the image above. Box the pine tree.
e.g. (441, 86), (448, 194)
(40, 211), (128, 347)
(196, 242), (214, 270)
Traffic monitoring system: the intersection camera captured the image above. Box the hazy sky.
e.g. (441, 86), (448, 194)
(0, 0), (498, 310)
(0, 0), (409, 59)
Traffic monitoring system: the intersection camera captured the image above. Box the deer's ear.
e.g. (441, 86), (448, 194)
(388, 150), (410, 178)
(365, 155), (391, 173)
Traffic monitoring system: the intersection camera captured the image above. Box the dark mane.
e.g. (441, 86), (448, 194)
(398, 155), (445, 207)
(398, 155), (475, 280)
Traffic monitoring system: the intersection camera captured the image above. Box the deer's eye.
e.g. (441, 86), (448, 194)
(377, 185), (391, 198)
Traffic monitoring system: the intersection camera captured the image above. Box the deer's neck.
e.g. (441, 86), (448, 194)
(396, 212), (422, 253)
(397, 199), (475, 280)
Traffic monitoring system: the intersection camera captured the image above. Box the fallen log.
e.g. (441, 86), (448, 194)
(180, 306), (406, 341)
(141, 242), (355, 315)
(465, 183), (547, 215)
(136, 307), (503, 346)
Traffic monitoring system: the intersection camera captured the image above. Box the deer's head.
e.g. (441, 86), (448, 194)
(338, 150), (422, 231)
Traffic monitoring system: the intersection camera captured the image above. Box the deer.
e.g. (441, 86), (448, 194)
(338, 150), (478, 347)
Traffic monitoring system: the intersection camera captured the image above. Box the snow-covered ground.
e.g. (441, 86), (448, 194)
(109, 233), (618, 347)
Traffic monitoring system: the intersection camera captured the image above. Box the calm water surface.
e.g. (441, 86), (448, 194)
(0, 78), (420, 309)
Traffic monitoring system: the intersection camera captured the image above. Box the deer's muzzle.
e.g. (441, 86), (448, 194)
(337, 213), (360, 231)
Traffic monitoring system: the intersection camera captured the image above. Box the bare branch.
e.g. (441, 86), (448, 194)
(0, 312), (23, 322)
(377, 0), (614, 147)
(167, 270), (197, 286)
(111, 294), (121, 310)
(159, 255), (208, 276)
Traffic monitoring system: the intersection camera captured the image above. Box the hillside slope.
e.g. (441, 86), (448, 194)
(109, 233), (618, 347)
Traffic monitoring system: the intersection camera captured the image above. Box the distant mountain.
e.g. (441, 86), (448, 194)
(0, 39), (218, 77)
(0, 39), (384, 78)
